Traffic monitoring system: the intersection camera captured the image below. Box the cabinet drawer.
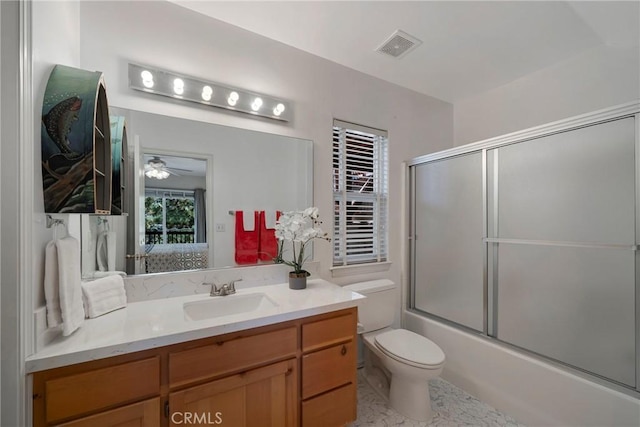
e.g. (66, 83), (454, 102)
(302, 310), (356, 352)
(169, 326), (297, 388)
(302, 341), (356, 399)
(56, 398), (160, 427)
(45, 357), (160, 423)
(301, 383), (356, 427)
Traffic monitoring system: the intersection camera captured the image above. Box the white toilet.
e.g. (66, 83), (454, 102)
(345, 279), (445, 422)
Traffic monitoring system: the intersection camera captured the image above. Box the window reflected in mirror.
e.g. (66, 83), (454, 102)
(142, 154), (208, 274)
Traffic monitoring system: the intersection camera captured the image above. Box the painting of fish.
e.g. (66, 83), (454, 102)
(42, 96), (82, 156)
(41, 64), (111, 214)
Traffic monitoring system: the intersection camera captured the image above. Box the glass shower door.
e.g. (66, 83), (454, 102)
(487, 117), (636, 387)
(412, 152), (485, 332)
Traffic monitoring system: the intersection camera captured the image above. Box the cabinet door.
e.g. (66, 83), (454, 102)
(56, 398), (160, 427)
(169, 359), (296, 427)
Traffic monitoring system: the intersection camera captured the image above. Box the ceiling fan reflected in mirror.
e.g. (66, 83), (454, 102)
(144, 156), (192, 180)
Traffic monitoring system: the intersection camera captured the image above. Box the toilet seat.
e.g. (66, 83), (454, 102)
(374, 329), (445, 369)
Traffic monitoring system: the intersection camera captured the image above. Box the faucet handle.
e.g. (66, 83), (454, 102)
(206, 282), (220, 296)
(228, 280), (240, 293)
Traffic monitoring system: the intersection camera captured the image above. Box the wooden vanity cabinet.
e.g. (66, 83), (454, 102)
(301, 311), (357, 427)
(32, 307), (357, 427)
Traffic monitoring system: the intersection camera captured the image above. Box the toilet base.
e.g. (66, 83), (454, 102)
(389, 374), (433, 422)
(363, 365), (390, 400)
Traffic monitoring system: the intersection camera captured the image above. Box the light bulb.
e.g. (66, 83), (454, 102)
(145, 168), (170, 179)
(141, 70), (154, 88)
(201, 86), (213, 101)
(251, 97), (263, 111)
(173, 78), (184, 95)
(227, 91), (239, 106)
(273, 103), (285, 116)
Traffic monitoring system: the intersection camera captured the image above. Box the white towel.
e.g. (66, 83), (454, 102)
(96, 231), (116, 272)
(265, 211), (278, 229)
(81, 275), (127, 318)
(44, 237), (85, 336)
(107, 231), (116, 271)
(243, 211), (255, 231)
(44, 241), (63, 328)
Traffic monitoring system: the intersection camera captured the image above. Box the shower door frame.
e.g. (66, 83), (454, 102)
(406, 101), (640, 394)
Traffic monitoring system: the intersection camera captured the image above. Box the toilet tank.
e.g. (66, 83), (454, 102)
(344, 280), (397, 333)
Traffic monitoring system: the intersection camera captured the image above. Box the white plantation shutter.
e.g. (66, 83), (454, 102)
(333, 120), (389, 265)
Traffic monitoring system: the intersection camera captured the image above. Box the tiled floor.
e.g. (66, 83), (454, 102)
(353, 370), (526, 427)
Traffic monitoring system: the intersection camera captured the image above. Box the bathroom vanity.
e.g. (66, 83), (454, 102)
(27, 279), (362, 427)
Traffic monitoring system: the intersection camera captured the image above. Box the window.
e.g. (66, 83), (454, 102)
(145, 189), (196, 244)
(333, 120), (389, 266)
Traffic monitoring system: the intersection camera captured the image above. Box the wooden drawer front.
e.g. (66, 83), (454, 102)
(169, 326), (297, 388)
(45, 357), (160, 423)
(302, 341), (356, 399)
(301, 383), (356, 427)
(57, 398), (160, 427)
(302, 310), (355, 352)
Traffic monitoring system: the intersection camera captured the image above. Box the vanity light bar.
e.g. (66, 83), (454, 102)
(128, 63), (292, 122)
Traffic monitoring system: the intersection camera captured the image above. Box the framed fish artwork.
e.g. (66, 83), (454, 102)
(41, 64), (112, 214)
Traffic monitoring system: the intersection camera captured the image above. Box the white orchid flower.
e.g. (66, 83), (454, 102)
(273, 207), (331, 273)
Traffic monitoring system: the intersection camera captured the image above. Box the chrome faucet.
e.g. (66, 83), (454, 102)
(208, 280), (238, 297)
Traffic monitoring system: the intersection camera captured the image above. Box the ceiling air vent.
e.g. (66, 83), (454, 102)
(376, 30), (422, 59)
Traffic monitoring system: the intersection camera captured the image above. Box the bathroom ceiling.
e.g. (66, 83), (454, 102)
(171, 1), (639, 103)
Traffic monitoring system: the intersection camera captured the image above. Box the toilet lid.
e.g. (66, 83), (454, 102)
(374, 329), (445, 367)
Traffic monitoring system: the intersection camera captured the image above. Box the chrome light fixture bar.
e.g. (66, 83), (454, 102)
(128, 63), (291, 122)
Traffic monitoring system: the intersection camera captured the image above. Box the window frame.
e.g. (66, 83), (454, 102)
(332, 119), (389, 268)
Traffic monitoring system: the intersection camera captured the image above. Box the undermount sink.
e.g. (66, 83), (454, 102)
(183, 292), (279, 321)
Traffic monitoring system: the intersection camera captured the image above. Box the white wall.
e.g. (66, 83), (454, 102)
(32, 0), (81, 307)
(454, 44), (640, 145)
(77, 0), (453, 287)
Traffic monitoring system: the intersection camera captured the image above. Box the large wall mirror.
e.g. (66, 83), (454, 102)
(80, 108), (313, 278)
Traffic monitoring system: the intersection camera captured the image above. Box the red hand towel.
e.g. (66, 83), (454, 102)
(258, 211), (281, 261)
(235, 211), (260, 264)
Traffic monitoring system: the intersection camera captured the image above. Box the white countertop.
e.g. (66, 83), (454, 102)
(26, 279), (364, 373)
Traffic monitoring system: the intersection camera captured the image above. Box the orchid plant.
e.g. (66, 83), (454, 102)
(274, 207), (330, 275)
